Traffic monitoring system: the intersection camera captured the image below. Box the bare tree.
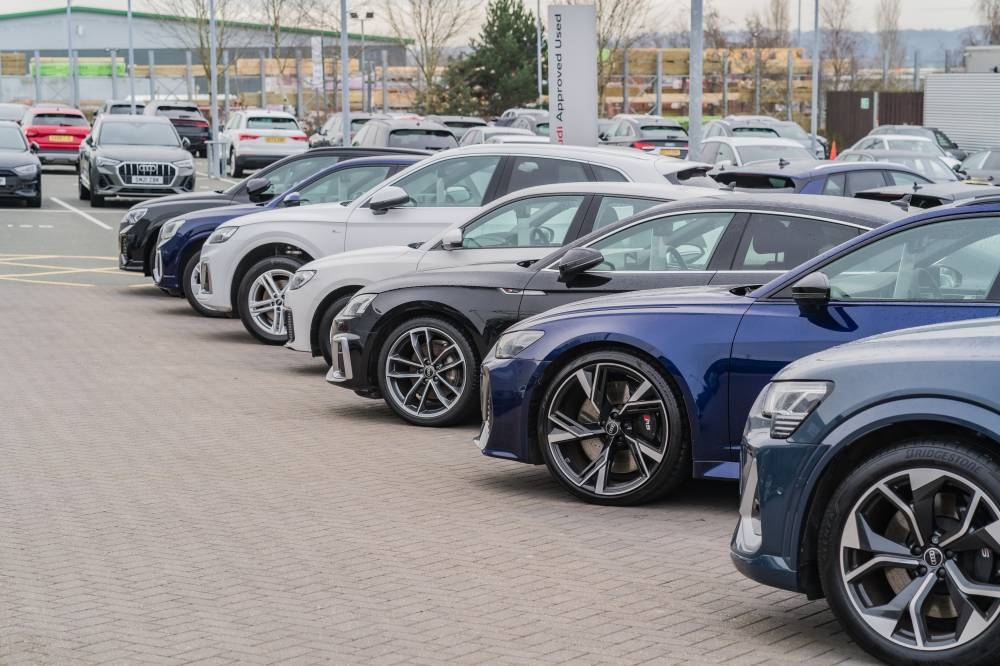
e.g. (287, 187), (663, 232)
(977, 0), (1000, 43)
(258, 0), (323, 74)
(765, 0), (790, 48)
(145, 0), (250, 83)
(381, 0), (483, 112)
(704, 2), (730, 50)
(875, 0), (904, 79)
(821, 0), (859, 90)
(566, 0), (651, 107)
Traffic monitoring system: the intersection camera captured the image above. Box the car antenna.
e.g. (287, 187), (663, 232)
(778, 157), (789, 169)
(890, 193), (912, 210)
(912, 181), (922, 192)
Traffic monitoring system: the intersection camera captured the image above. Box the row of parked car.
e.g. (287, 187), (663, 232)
(113, 133), (1000, 665)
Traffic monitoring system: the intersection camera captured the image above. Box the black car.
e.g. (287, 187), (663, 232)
(734, 317), (1000, 666)
(0, 120), (41, 207)
(117, 146), (430, 275)
(600, 114), (689, 158)
(79, 115), (196, 207)
(351, 118), (458, 151)
(143, 100), (210, 157)
(327, 194), (906, 426)
(854, 181), (1000, 209)
(868, 124), (966, 161)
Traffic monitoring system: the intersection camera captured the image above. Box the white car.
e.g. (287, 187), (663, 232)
(283, 181), (721, 364)
(850, 134), (962, 169)
(458, 126), (534, 146)
(221, 109), (308, 177)
(697, 136), (816, 169)
(485, 134), (550, 145)
(196, 143), (715, 344)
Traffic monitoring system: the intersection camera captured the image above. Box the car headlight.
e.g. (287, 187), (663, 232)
(745, 381), (831, 440)
(494, 330), (544, 359)
(96, 156), (121, 168)
(208, 226), (238, 244)
(122, 207), (148, 228)
(288, 269), (316, 290)
(13, 163), (38, 177)
(338, 293), (377, 318)
(158, 218), (185, 243)
(173, 158), (194, 169)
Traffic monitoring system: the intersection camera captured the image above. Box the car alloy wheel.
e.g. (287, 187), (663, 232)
(237, 256), (303, 343)
(377, 317), (478, 427)
(839, 468), (1000, 652)
(538, 351), (687, 506)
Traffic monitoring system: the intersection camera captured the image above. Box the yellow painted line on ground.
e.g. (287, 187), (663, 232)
(50, 197), (113, 230)
(0, 253), (119, 261)
(0, 267), (137, 278)
(128, 282), (158, 288)
(0, 275), (93, 287)
(0, 261), (133, 275)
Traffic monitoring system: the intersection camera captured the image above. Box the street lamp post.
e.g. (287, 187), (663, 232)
(66, 0), (77, 108)
(340, 0), (349, 144)
(127, 0), (136, 113)
(810, 0), (819, 155)
(350, 10), (375, 113)
(208, 0), (221, 177)
(535, 0), (543, 106)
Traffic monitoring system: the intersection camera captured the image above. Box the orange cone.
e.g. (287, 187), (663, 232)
(829, 140), (838, 160)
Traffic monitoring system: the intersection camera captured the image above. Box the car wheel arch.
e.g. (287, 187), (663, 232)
(796, 402), (1000, 601)
(176, 235), (212, 295)
(311, 284), (365, 352)
(229, 242), (316, 311)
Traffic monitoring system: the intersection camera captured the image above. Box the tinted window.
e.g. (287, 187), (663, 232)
(99, 121), (179, 146)
(155, 106), (203, 120)
(733, 213), (857, 271)
(822, 174), (846, 195)
(393, 155), (501, 207)
(737, 144), (814, 164)
(259, 155), (345, 196)
(591, 164), (628, 182)
(247, 116), (299, 130)
(591, 196), (665, 231)
(731, 127), (780, 137)
(589, 212), (733, 271)
(933, 130), (954, 148)
(639, 125), (687, 140)
(109, 104), (143, 114)
(388, 129), (457, 150)
(507, 157), (590, 192)
(845, 170), (887, 196)
(31, 113), (87, 127)
(819, 216), (1000, 301)
(0, 125), (26, 150)
(297, 165), (393, 204)
(462, 194), (585, 248)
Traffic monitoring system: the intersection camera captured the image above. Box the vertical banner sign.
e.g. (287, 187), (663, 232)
(310, 36), (323, 90)
(548, 5), (598, 146)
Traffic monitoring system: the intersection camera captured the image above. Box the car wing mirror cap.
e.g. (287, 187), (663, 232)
(441, 227), (463, 250)
(558, 247), (604, 280)
(369, 185), (410, 214)
(245, 177), (271, 200)
(181, 137), (191, 149)
(283, 191), (302, 207)
(29, 142), (39, 154)
(791, 271), (830, 311)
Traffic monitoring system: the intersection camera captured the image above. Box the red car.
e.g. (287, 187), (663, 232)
(22, 105), (90, 166)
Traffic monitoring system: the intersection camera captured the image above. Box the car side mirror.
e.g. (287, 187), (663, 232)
(369, 185), (410, 214)
(245, 177), (271, 201)
(181, 137), (191, 149)
(791, 271), (830, 312)
(953, 163), (965, 173)
(441, 227), (463, 250)
(283, 191), (302, 207)
(29, 142), (39, 154)
(598, 132), (608, 141)
(557, 247), (604, 279)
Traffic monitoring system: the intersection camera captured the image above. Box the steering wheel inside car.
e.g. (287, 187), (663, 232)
(530, 226), (555, 245)
(664, 245), (688, 270)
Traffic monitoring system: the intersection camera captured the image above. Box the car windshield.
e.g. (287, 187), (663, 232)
(0, 125), (27, 150)
(351, 118), (370, 130)
(640, 125), (687, 139)
(32, 113), (87, 127)
(388, 129), (458, 150)
(887, 139), (939, 155)
(739, 144), (815, 163)
(100, 121), (180, 146)
(247, 116), (299, 130)
(732, 126), (780, 137)
(156, 106), (203, 120)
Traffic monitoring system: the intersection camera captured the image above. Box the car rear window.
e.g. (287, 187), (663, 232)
(388, 129), (458, 150)
(445, 121), (484, 129)
(639, 125), (687, 140)
(156, 106), (204, 120)
(110, 105), (144, 114)
(714, 173), (796, 191)
(31, 113), (88, 126)
(732, 127), (780, 137)
(247, 116), (299, 130)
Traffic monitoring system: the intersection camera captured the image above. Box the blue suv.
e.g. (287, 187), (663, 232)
(733, 317), (1000, 666)
(475, 197), (1000, 505)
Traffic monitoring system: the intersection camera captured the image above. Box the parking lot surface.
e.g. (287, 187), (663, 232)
(0, 167), (877, 665)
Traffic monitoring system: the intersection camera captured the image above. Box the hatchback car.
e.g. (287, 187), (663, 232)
(21, 105), (89, 166)
(510, 113), (550, 136)
(327, 195), (903, 427)
(475, 197), (1000, 505)
(143, 100), (209, 157)
(733, 317), (1000, 666)
(221, 109), (308, 177)
(704, 115), (829, 158)
(854, 182), (1000, 209)
(352, 117), (458, 152)
(713, 160), (933, 196)
(96, 100), (145, 116)
(601, 115), (689, 158)
(0, 120), (41, 207)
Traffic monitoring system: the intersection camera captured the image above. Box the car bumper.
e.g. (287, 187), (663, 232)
(118, 221), (148, 272)
(730, 431), (826, 595)
(325, 331), (378, 393)
(474, 355), (549, 464)
(0, 173), (40, 199)
(194, 245), (235, 314)
(154, 236), (186, 293)
(283, 282), (325, 354)
(94, 164), (195, 199)
(36, 149), (80, 165)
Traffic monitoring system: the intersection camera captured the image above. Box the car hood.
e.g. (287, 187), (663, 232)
(218, 201), (348, 229)
(519, 285), (756, 328)
(96, 144), (192, 162)
(302, 244), (421, 272)
(363, 261), (537, 295)
(175, 203), (262, 234)
(0, 149), (39, 168)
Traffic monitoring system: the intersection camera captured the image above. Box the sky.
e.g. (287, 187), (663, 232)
(3, 0), (987, 38)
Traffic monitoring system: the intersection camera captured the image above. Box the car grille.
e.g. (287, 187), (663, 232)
(284, 309), (295, 342)
(117, 162), (176, 185)
(0, 169), (17, 193)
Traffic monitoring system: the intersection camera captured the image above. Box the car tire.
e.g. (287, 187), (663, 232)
(90, 192), (105, 207)
(237, 255), (302, 344)
(28, 183), (41, 208)
(227, 149), (243, 178)
(376, 316), (479, 427)
(182, 252), (226, 318)
(818, 437), (1000, 666)
(78, 176), (90, 201)
(537, 350), (688, 506)
(317, 294), (355, 367)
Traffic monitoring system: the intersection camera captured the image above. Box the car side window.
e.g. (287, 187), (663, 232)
(590, 196), (665, 231)
(461, 194), (586, 249)
(845, 170), (887, 196)
(963, 151), (988, 170)
(815, 216), (1000, 301)
(588, 212), (734, 271)
(590, 164), (628, 182)
(506, 157), (590, 192)
(857, 138), (881, 150)
(887, 170), (926, 187)
(297, 165), (393, 205)
(733, 214), (858, 271)
(392, 155), (502, 207)
(716, 143), (737, 164)
(700, 141), (720, 163)
(263, 155), (344, 196)
(822, 174), (846, 195)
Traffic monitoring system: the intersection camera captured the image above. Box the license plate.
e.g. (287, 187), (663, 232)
(132, 176), (163, 185)
(265, 136), (286, 143)
(659, 147), (681, 157)
(49, 135), (75, 143)
(0, 177), (5, 186)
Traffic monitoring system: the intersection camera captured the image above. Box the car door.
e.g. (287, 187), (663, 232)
(343, 153), (505, 250)
(519, 209), (739, 318)
(727, 212), (1000, 453)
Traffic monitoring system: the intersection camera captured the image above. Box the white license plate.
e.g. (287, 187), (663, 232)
(132, 176), (163, 185)
(0, 177), (5, 186)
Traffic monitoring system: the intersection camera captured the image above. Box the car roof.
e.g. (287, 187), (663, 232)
(869, 134), (934, 142)
(617, 114), (683, 126)
(717, 159), (920, 178)
(451, 142), (675, 163)
(241, 108), (295, 118)
(483, 181), (726, 204)
(427, 115), (485, 123)
(304, 145), (431, 157)
(481, 126), (533, 135)
(841, 149), (945, 159)
(326, 154), (424, 167)
(486, 135), (549, 143)
(856, 182), (999, 198)
(0, 119), (21, 127)
(147, 100), (198, 107)
(711, 136), (804, 147)
(28, 105), (83, 114)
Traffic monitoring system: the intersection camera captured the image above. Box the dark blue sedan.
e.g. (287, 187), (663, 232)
(475, 197), (1000, 505)
(152, 155), (422, 315)
(733, 317), (1000, 665)
(714, 159), (933, 196)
